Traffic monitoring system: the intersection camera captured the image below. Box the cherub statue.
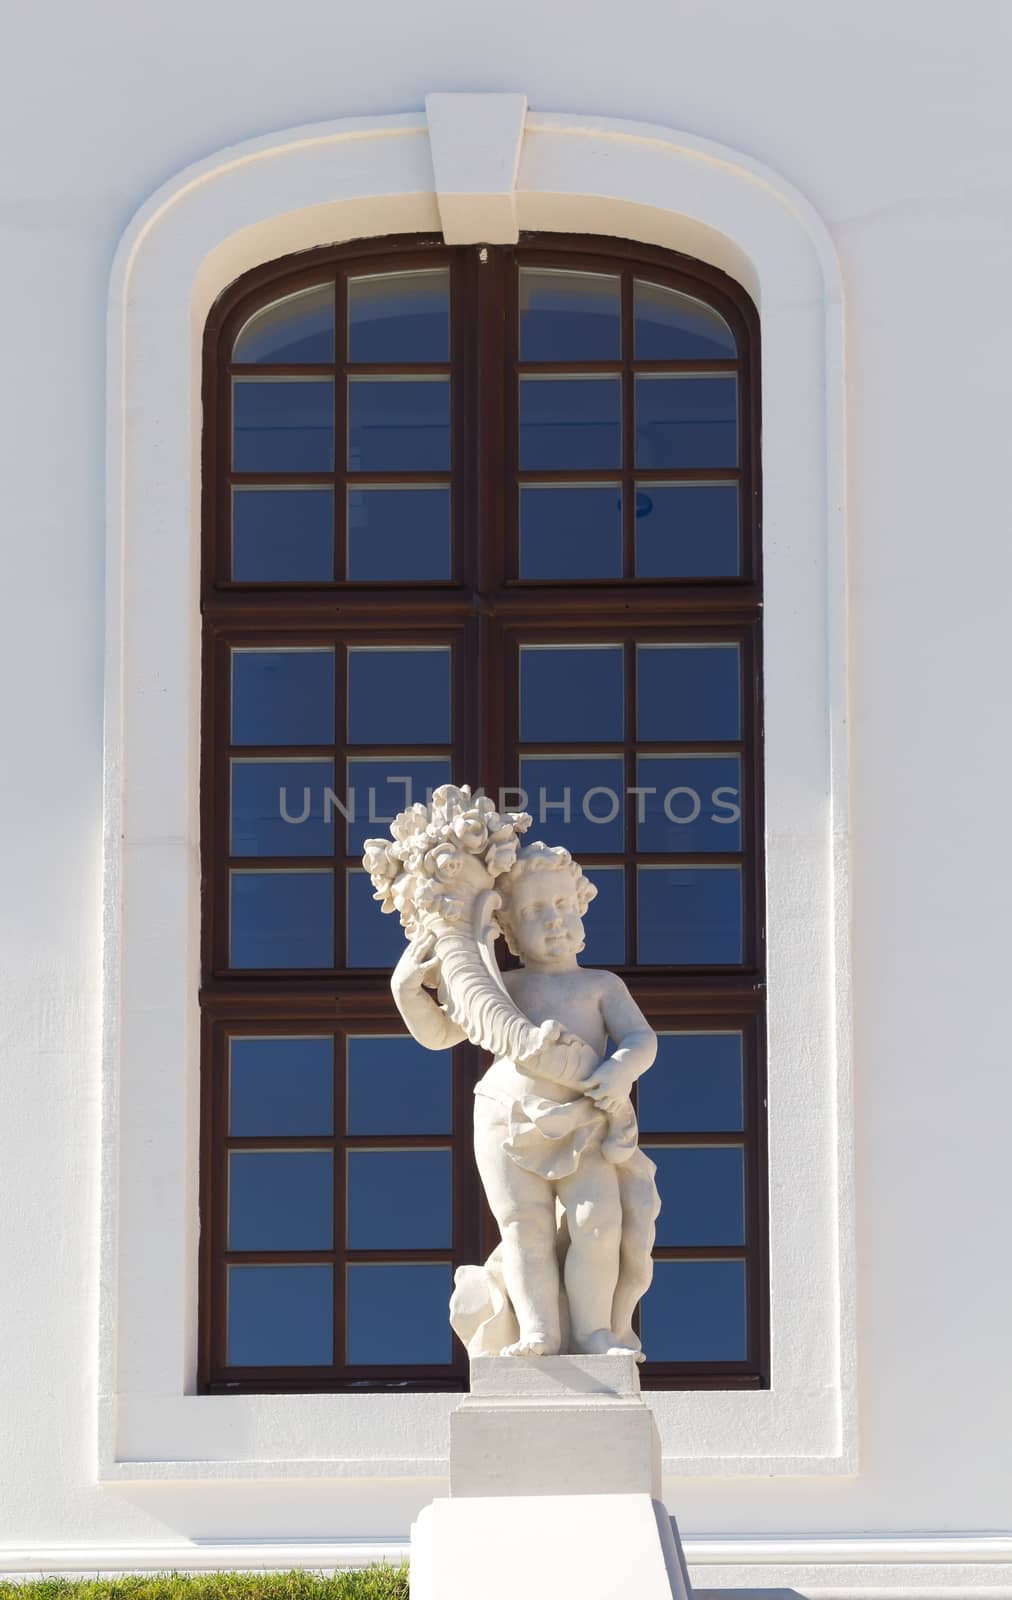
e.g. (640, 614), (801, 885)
(363, 785), (660, 1359)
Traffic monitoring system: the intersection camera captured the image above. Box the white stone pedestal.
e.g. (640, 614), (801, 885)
(410, 1356), (691, 1600)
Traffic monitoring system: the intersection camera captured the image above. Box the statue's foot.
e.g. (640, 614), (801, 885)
(606, 1331), (647, 1363)
(575, 1328), (643, 1357)
(500, 1333), (560, 1356)
(574, 1328), (619, 1355)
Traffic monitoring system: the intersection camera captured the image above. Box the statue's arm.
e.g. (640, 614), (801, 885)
(391, 938), (468, 1052)
(584, 974), (657, 1110)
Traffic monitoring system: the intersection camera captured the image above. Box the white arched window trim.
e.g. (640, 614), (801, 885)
(101, 97), (853, 1493)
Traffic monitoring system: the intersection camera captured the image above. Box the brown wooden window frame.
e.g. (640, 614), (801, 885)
(199, 232), (768, 1394)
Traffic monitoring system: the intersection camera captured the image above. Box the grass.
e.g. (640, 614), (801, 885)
(0, 1571), (409, 1600)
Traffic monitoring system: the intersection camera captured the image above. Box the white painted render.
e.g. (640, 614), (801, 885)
(1, 2), (1010, 1593)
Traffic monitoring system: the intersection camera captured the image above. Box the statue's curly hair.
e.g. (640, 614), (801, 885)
(494, 841), (597, 957)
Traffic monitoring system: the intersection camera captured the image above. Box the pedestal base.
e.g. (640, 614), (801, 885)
(452, 1353), (661, 1498)
(410, 1493), (691, 1600)
(409, 1355), (691, 1598)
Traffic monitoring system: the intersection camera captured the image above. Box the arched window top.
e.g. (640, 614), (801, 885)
(233, 263), (738, 369)
(211, 235), (757, 591)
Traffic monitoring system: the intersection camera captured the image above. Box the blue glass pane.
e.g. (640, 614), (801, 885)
(636, 755), (742, 853)
(347, 869), (407, 968)
(232, 487), (334, 582)
(347, 647), (451, 745)
(638, 1032), (744, 1133)
(233, 284), (335, 364)
(635, 376), (737, 469)
(347, 757), (452, 854)
(229, 1151), (333, 1250)
(520, 645), (624, 742)
(229, 1035), (334, 1136)
(519, 378), (622, 469)
(640, 1260), (747, 1362)
(347, 1264), (453, 1364)
(636, 644), (740, 742)
(348, 1034), (452, 1135)
(348, 270), (450, 363)
(519, 755), (625, 854)
(633, 281), (737, 361)
(647, 1145), (745, 1246)
(635, 484), (740, 578)
(230, 758), (335, 856)
(230, 870), (334, 969)
(228, 1265), (332, 1366)
(582, 867), (626, 966)
(348, 378), (450, 472)
(233, 378), (334, 472)
(519, 485), (622, 580)
(637, 866), (742, 965)
(519, 269), (621, 361)
(231, 649), (335, 747)
(347, 487), (450, 580)
(347, 1149), (452, 1248)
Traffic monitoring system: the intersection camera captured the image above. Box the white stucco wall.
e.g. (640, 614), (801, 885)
(1, 2), (1011, 1592)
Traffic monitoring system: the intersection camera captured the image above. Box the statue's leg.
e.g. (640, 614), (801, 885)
(555, 1150), (622, 1353)
(610, 1149), (661, 1353)
(474, 1108), (561, 1355)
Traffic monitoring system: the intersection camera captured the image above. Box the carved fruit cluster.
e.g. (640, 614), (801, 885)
(362, 784), (532, 936)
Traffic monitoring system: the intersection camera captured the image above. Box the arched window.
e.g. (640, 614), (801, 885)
(199, 234), (767, 1393)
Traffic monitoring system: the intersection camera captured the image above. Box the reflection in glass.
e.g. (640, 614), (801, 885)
(637, 1032), (744, 1133)
(636, 754), (742, 853)
(230, 757), (335, 856)
(519, 485), (622, 580)
(636, 644), (740, 742)
(233, 283), (335, 364)
(637, 865), (742, 965)
(519, 377), (622, 469)
(646, 1146), (745, 1246)
(582, 867), (626, 967)
(346, 757), (452, 854)
(519, 269), (621, 361)
(347, 647), (451, 745)
(347, 1034), (452, 1135)
(348, 270), (450, 364)
(228, 1264), (333, 1366)
(231, 648), (335, 746)
(347, 869), (409, 968)
(232, 486), (334, 582)
(348, 378), (450, 472)
(229, 1150), (333, 1250)
(639, 1259), (747, 1361)
(519, 755), (625, 854)
(229, 1035), (334, 1136)
(232, 378), (334, 472)
(635, 375), (737, 469)
(634, 483), (739, 578)
(230, 869), (334, 969)
(347, 486), (451, 580)
(346, 1263), (453, 1364)
(347, 1150), (452, 1249)
(520, 645), (624, 742)
(633, 281), (737, 361)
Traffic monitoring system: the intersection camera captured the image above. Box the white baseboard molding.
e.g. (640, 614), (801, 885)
(1, 1534), (1011, 1595)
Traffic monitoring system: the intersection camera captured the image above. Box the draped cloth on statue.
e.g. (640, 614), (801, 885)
(449, 1081), (661, 1357)
(499, 1087), (641, 1176)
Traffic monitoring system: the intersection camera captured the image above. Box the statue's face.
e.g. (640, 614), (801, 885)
(506, 869), (585, 965)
